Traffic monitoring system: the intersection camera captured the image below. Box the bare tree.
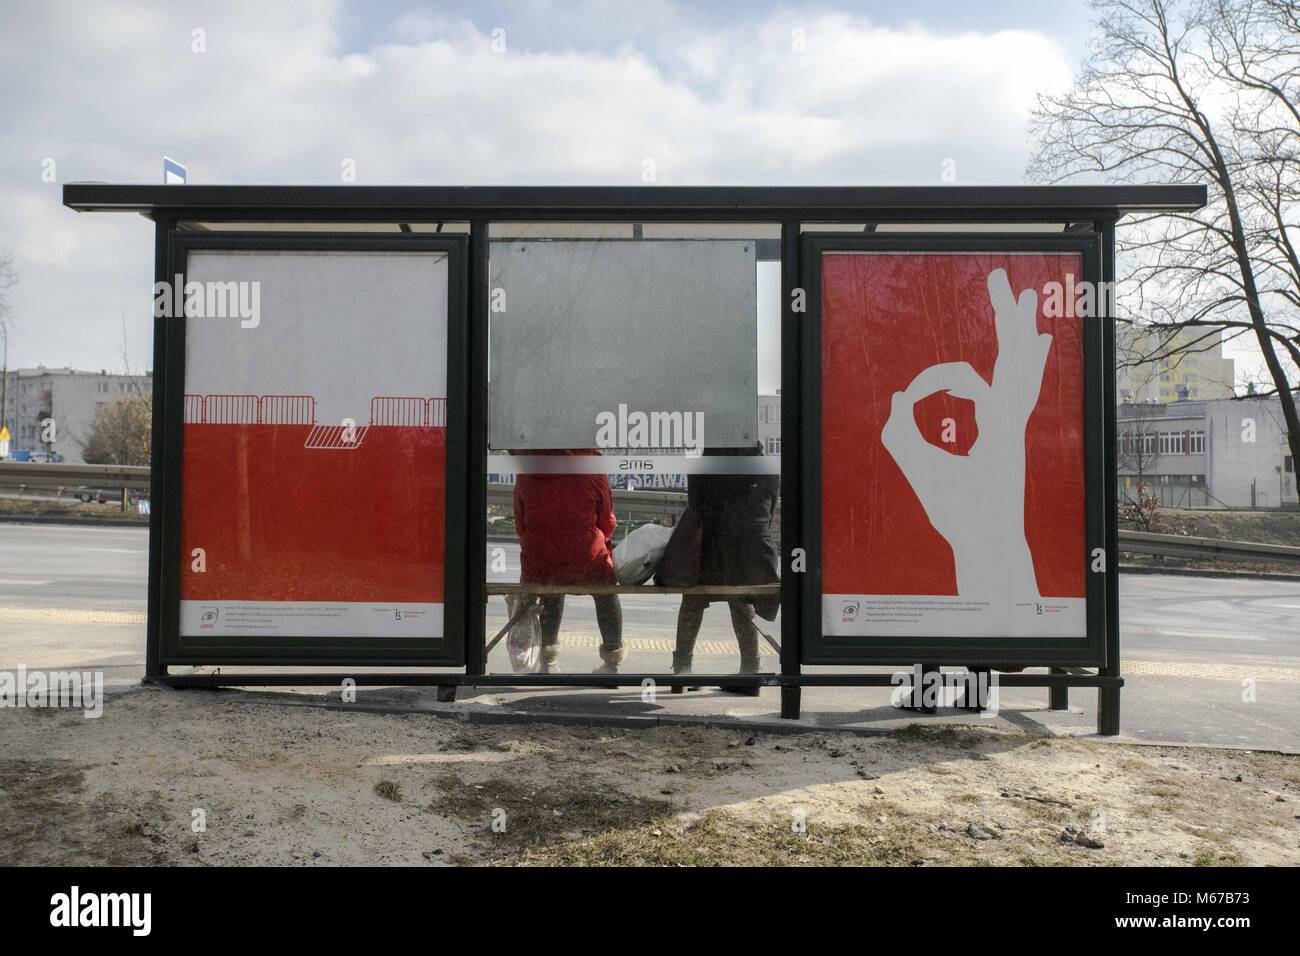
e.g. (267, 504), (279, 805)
(1029, 0), (1300, 469)
(1117, 402), (1164, 528)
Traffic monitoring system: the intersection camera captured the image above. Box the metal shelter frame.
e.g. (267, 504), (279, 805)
(64, 183), (1208, 734)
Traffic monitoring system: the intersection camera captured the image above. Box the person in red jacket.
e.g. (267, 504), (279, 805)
(513, 450), (624, 674)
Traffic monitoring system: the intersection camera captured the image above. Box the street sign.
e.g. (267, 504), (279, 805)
(163, 157), (187, 185)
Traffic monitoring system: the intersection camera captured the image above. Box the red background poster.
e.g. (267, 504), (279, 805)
(821, 251), (1086, 604)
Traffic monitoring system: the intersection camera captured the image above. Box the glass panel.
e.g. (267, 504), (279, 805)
(484, 225), (782, 677)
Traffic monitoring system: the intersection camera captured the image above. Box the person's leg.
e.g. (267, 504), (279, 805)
(592, 594), (624, 672)
(538, 595), (565, 673)
(673, 595), (708, 674)
(727, 600), (762, 673)
(719, 600), (762, 696)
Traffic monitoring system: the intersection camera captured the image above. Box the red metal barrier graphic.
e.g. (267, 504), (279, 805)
(259, 394), (316, 425)
(204, 394), (259, 424)
(303, 423), (371, 449)
(427, 397), (447, 427)
(370, 396), (427, 427)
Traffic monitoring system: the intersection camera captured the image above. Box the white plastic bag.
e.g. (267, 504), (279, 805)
(505, 594), (542, 673)
(612, 523), (674, 585)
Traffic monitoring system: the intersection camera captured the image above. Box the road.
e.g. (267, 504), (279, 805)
(2, 522), (1298, 750)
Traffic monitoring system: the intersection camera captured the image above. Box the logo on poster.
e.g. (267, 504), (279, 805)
(199, 607), (219, 629)
(840, 601), (860, 623)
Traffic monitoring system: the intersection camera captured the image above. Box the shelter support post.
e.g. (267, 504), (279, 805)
(1097, 220), (1121, 736)
(1049, 667), (1069, 710)
(779, 220), (802, 720)
(143, 216), (172, 684)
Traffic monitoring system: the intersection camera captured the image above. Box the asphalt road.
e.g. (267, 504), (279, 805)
(2, 522), (1298, 750)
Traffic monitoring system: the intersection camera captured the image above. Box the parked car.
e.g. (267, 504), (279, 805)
(69, 486), (117, 504)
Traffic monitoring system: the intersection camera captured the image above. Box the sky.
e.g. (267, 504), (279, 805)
(0, 0), (1171, 380)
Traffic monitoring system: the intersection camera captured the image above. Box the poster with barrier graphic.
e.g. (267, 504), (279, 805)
(819, 247), (1091, 640)
(178, 249), (451, 640)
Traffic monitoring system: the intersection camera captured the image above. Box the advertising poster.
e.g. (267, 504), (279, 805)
(178, 250), (449, 639)
(821, 250), (1088, 639)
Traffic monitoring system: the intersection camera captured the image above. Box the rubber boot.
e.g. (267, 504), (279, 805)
(592, 645), (624, 687)
(671, 651), (698, 693)
(723, 628), (762, 696)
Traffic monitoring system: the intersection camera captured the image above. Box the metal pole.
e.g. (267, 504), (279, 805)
(1049, 667), (1069, 710)
(779, 220), (802, 720)
(1098, 220), (1122, 735)
(464, 220), (489, 677)
(143, 218), (170, 683)
(1, 323), (8, 447)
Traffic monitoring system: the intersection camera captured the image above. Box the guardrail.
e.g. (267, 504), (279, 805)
(6, 471), (1296, 563)
(1118, 530), (1300, 563)
(0, 461), (151, 490)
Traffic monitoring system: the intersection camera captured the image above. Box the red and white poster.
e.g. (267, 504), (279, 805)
(821, 251), (1087, 639)
(179, 250), (448, 639)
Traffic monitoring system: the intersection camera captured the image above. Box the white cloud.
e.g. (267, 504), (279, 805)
(0, 1), (1074, 370)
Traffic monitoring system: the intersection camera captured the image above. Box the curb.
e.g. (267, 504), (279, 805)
(0, 514), (149, 528)
(1119, 563), (1300, 583)
(194, 685), (1051, 740)
(202, 689), (1300, 753)
(117, 683), (1300, 754)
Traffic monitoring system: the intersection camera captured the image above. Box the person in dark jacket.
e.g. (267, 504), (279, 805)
(668, 445), (780, 688)
(513, 449), (623, 674)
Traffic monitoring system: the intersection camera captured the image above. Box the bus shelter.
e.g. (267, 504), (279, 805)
(63, 184), (1207, 734)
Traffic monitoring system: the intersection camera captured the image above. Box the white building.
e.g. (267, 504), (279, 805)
(758, 392), (781, 456)
(1, 366), (152, 464)
(1118, 395), (1297, 509)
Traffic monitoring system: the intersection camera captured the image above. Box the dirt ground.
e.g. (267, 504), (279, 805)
(0, 494), (144, 524)
(3, 687), (1298, 866)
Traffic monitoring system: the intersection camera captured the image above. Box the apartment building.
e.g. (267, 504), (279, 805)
(0, 367), (152, 464)
(1117, 324), (1237, 404)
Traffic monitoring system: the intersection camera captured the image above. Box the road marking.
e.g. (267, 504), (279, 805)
(0, 606), (145, 625)
(1137, 628), (1265, 641)
(1123, 659), (1300, 684)
(6, 608), (753, 655)
(546, 634), (754, 656)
